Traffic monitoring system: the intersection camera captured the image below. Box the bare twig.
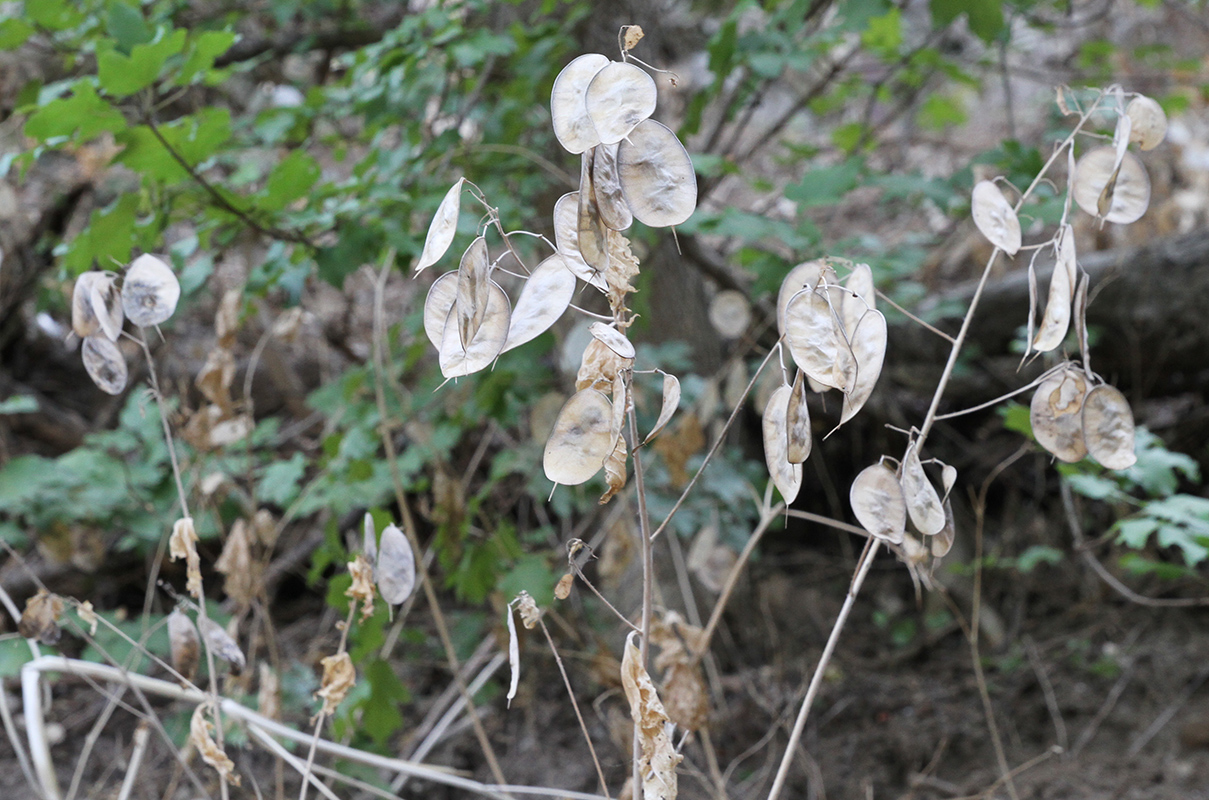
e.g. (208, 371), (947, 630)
(1023, 636), (1069, 754)
(114, 723), (151, 800)
(538, 618), (610, 798)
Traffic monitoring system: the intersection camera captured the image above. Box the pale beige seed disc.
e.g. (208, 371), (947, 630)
(841, 262), (875, 340)
(971, 180), (1022, 255)
(1082, 384), (1137, 470)
(850, 463), (906, 545)
(762, 384), (802, 504)
(1030, 369), (1089, 462)
(88, 274), (124, 342)
(642, 372), (681, 444)
(577, 151), (609, 272)
(588, 321), (635, 359)
(585, 61), (657, 145)
(783, 287), (842, 391)
(423, 271), (459, 348)
(72, 271), (107, 339)
(785, 371), (812, 465)
(839, 309), (887, 426)
(1072, 146), (1151, 225)
(416, 177), (464, 273)
(1126, 95), (1167, 151)
(708, 289), (751, 339)
(551, 53), (610, 154)
(592, 142), (632, 231)
(776, 260), (829, 336)
(456, 236), (491, 349)
(82, 335), (128, 395)
(502, 254), (576, 353)
(553, 192), (607, 291)
(1032, 253), (1074, 353)
(617, 119), (698, 228)
(543, 388), (615, 486)
(122, 254), (180, 327)
(376, 523), (416, 605)
(438, 281), (510, 378)
(901, 443), (944, 536)
(932, 498), (956, 557)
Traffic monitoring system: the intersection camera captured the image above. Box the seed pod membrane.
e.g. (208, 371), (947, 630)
(783, 286), (842, 391)
(168, 609), (201, 682)
(588, 321), (635, 359)
(553, 192), (607, 291)
(502, 254), (576, 352)
(643, 373), (681, 444)
(376, 523), (416, 605)
(82, 336), (128, 395)
(617, 120), (697, 228)
(544, 389), (614, 486)
(777, 260), (828, 336)
(416, 178), (464, 273)
(1073, 146), (1151, 225)
(551, 54), (610, 154)
(762, 384), (802, 503)
(1033, 249), (1074, 353)
(585, 61), (657, 145)
(122, 254), (180, 327)
(850, 463), (906, 544)
(785, 371), (812, 464)
(423, 271), (459, 348)
(839, 308), (887, 426)
(1082, 384), (1137, 469)
(577, 150), (610, 272)
(1126, 95), (1167, 151)
(456, 236), (491, 349)
(932, 499), (956, 557)
(901, 443), (945, 536)
(438, 281), (510, 378)
(1030, 369), (1089, 462)
(971, 181), (1021, 255)
(591, 142), (632, 231)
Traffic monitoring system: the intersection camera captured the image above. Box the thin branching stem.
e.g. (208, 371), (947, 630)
(626, 380), (655, 797)
(537, 618), (611, 799)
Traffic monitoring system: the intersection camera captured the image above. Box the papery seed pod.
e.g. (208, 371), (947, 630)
(72, 272), (107, 339)
(850, 463), (906, 545)
(643, 372), (681, 445)
(971, 180), (1022, 255)
(900, 443), (944, 536)
(416, 178), (464, 273)
(168, 609), (201, 682)
(1072, 146), (1151, 225)
(1082, 384), (1137, 470)
(553, 192), (607, 290)
(88, 273), (124, 342)
(423, 272), (459, 349)
(376, 523), (416, 606)
(1126, 95), (1167, 151)
(82, 336), (128, 395)
(551, 54), (610, 154)
(617, 119), (697, 228)
(591, 142), (632, 232)
(785, 371), (812, 465)
(455, 236), (491, 349)
(502, 254), (576, 353)
(762, 384), (802, 503)
(588, 321), (635, 359)
(838, 308), (887, 427)
(585, 61), (657, 145)
(121, 254), (180, 327)
(544, 388), (614, 486)
(438, 281), (510, 378)
(200, 617), (246, 673)
(1030, 368), (1089, 462)
(554, 572), (574, 600)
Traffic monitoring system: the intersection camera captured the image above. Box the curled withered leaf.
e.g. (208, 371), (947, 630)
(839, 309), (887, 427)
(121, 254), (180, 327)
(196, 348), (235, 413)
(169, 517), (203, 599)
(783, 286), (842, 391)
(971, 180), (1022, 255)
(82, 336), (128, 395)
(576, 337), (632, 392)
(346, 554), (376, 622)
(1072, 146), (1151, 225)
(776, 260), (828, 336)
(850, 463), (906, 545)
(786, 371), (812, 464)
(190, 704), (240, 786)
(900, 443), (944, 536)
(622, 25), (644, 51)
(88, 273), (124, 342)
(1030, 368), (1089, 462)
(502, 254), (576, 353)
(456, 236), (491, 349)
(506, 599), (520, 707)
(1032, 247), (1074, 353)
(376, 523), (416, 606)
(416, 178), (464, 273)
(577, 151), (610, 273)
(617, 119), (697, 228)
(76, 600), (98, 636)
(1082, 384), (1137, 470)
(200, 616), (246, 673)
(585, 61), (657, 145)
(315, 652), (355, 716)
(762, 384), (802, 504)
(515, 591), (540, 630)
(544, 388), (614, 486)
(621, 631), (683, 800)
(438, 280), (510, 378)
(19, 589), (64, 645)
(554, 572), (574, 600)
(551, 53), (610, 154)
(643, 373), (681, 445)
(72, 272), (107, 339)
(932, 498), (956, 558)
(1126, 95), (1167, 151)
(592, 142), (632, 231)
(423, 272), (459, 349)
(168, 609), (200, 682)
(588, 321), (636, 359)
(553, 192), (607, 291)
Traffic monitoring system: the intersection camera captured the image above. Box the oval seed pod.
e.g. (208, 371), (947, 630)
(168, 609), (201, 682)
(576, 150), (610, 272)
(1072, 146), (1151, 225)
(839, 308), (887, 426)
(88, 274), (124, 342)
(1030, 368), (1089, 462)
(783, 287), (842, 391)
(423, 271), (459, 348)
(551, 53), (610, 154)
(200, 616), (246, 673)
(971, 180), (1022, 255)
(1126, 95), (1167, 151)
(762, 384), (802, 503)
(588, 321), (635, 359)
(553, 192), (607, 291)
(900, 443), (945, 536)
(1032, 252), (1074, 353)
(121, 254), (180, 327)
(438, 281), (510, 378)
(1082, 384), (1137, 470)
(785, 371), (812, 464)
(72, 272), (108, 339)
(932, 498), (956, 558)
(376, 523), (416, 605)
(776, 260), (828, 336)
(416, 178), (464, 273)
(82, 336), (128, 395)
(543, 388), (614, 486)
(850, 463), (906, 545)
(585, 61), (657, 145)
(456, 236), (491, 349)
(643, 372), (681, 444)
(617, 119), (697, 228)
(502, 254), (576, 352)
(841, 262), (875, 340)
(362, 513), (377, 571)
(592, 142), (632, 231)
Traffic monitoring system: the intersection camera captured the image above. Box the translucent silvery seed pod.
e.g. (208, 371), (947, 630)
(121, 254), (181, 327)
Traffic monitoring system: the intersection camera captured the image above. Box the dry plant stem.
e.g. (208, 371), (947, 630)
(298, 600), (356, 800)
(650, 339), (782, 542)
(766, 539), (881, 800)
(538, 618), (611, 799)
(249, 725), (341, 800)
(627, 398), (656, 797)
(874, 288), (955, 343)
(370, 255), (509, 787)
(572, 563), (640, 632)
(1023, 636), (1069, 753)
(114, 723), (151, 800)
(0, 584), (39, 793)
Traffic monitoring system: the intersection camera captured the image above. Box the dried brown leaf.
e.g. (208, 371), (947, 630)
(555, 572), (574, 600)
(215, 519), (260, 607)
(19, 589), (64, 645)
(621, 631), (682, 800)
(576, 337), (633, 392)
(190, 704), (240, 786)
(346, 554), (377, 622)
(315, 652), (355, 716)
(169, 517), (203, 599)
(76, 600), (98, 636)
(258, 662), (280, 721)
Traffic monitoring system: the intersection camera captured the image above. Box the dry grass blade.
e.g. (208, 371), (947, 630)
(121, 254), (180, 327)
(543, 388), (614, 486)
(585, 61), (657, 145)
(417, 178), (464, 273)
(850, 463), (906, 544)
(551, 53), (609, 154)
(762, 384), (802, 503)
(617, 119), (697, 228)
(502, 254), (576, 352)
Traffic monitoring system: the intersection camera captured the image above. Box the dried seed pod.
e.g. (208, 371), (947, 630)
(72, 272), (107, 339)
(423, 271), (459, 349)
(455, 236), (491, 349)
(617, 119), (697, 228)
(900, 443), (944, 536)
(502, 254), (576, 352)
(777, 260), (829, 336)
(932, 499), (956, 558)
(506, 600), (520, 706)
(416, 178), (464, 273)
(168, 609), (201, 682)
(1030, 368), (1089, 462)
(88, 273), (124, 341)
(1126, 95), (1167, 151)
(554, 572), (574, 600)
(19, 589), (64, 645)
(1072, 146), (1151, 225)
(642, 372), (681, 444)
(785, 371), (812, 464)
(543, 388), (614, 486)
(971, 180), (1021, 255)
(376, 523), (416, 606)
(841, 262), (875, 340)
(577, 150), (610, 272)
(362, 513), (377, 570)
(850, 462), (906, 545)
(438, 280), (510, 378)
(200, 617), (246, 673)
(121, 254), (180, 327)
(783, 286), (842, 391)
(1032, 246), (1075, 353)
(1082, 384), (1137, 469)
(588, 321), (635, 359)
(551, 53), (610, 154)
(553, 192), (607, 290)
(839, 308), (887, 426)
(762, 384), (802, 503)
(585, 61), (657, 145)
(82, 336), (128, 395)
(592, 142), (632, 231)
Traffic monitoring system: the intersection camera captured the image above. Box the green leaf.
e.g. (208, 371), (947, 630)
(861, 8), (902, 55)
(784, 158), (863, 208)
(360, 659), (410, 745)
(106, 1), (153, 51)
(63, 194), (140, 274)
(177, 30), (238, 84)
(317, 224), (380, 287)
(259, 453), (307, 507)
(929, 0), (1004, 43)
(97, 28), (187, 98)
(1115, 517), (1160, 549)
(0, 395), (37, 415)
(1016, 545), (1063, 573)
(261, 150), (320, 212)
(24, 82), (127, 142)
(0, 18), (34, 50)
(498, 553), (557, 609)
(1065, 473), (1122, 502)
(917, 94), (967, 130)
(26, 0), (85, 31)
(116, 107), (232, 183)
